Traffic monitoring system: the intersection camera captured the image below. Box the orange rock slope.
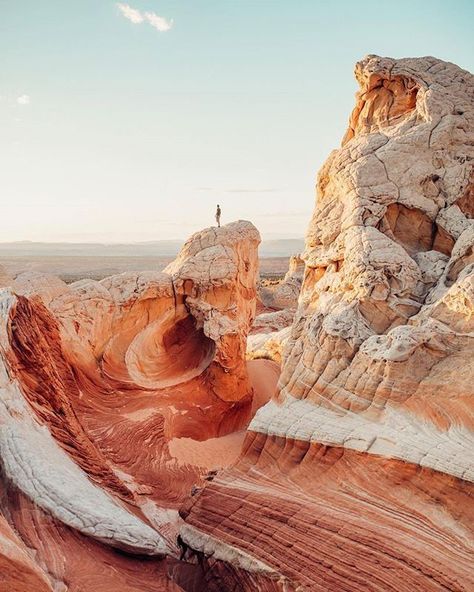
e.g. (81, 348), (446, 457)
(0, 220), (279, 590)
(180, 55), (474, 591)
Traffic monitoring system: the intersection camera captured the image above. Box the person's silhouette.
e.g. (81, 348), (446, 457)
(215, 204), (221, 227)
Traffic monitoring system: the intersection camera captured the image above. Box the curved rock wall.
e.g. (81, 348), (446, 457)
(0, 221), (269, 589)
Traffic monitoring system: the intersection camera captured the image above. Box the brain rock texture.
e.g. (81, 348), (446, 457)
(181, 55), (474, 592)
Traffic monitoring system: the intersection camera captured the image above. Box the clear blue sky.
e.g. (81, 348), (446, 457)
(1, 0), (473, 242)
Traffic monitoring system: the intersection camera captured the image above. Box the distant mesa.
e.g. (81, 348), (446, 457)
(0, 237), (305, 258)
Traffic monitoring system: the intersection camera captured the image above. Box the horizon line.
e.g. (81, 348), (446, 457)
(0, 237), (305, 246)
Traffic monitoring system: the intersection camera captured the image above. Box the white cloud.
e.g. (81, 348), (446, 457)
(116, 3), (173, 32)
(117, 3), (144, 24)
(17, 95), (30, 105)
(144, 12), (173, 32)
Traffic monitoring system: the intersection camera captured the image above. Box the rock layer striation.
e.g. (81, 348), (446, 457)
(0, 221), (269, 590)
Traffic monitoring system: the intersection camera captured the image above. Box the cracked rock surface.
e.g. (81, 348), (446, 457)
(180, 55), (474, 592)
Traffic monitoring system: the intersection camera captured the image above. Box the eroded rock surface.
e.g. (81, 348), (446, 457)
(259, 254), (304, 310)
(249, 256), (304, 364)
(0, 221), (275, 590)
(181, 55), (474, 591)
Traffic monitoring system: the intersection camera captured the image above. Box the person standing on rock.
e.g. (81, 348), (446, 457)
(215, 204), (221, 227)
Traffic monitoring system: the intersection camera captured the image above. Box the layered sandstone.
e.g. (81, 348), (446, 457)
(180, 55), (474, 591)
(0, 221), (271, 590)
(247, 323), (291, 364)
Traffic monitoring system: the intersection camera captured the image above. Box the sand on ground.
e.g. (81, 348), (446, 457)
(168, 359), (280, 470)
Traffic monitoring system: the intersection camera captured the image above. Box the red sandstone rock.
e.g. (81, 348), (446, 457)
(0, 221), (266, 588)
(181, 436), (474, 591)
(0, 511), (53, 592)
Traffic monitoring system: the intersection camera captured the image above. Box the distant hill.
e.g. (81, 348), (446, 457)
(0, 238), (305, 259)
(0, 241), (183, 258)
(258, 239), (304, 258)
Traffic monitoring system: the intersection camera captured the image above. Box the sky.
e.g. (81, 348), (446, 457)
(1, 0), (473, 243)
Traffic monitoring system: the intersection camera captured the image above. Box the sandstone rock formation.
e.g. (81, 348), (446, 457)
(250, 255), (304, 363)
(259, 254), (304, 310)
(247, 308), (294, 364)
(0, 221), (276, 590)
(2, 54), (474, 592)
(180, 55), (474, 591)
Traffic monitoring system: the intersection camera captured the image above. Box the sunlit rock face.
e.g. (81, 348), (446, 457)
(180, 56), (474, 591)
(0, 221), (273, 590)
(247, 309), (294, 364)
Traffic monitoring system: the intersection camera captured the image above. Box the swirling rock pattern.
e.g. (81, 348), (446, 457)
(0, 221), (274, 590)
(181, 56), (474, 591)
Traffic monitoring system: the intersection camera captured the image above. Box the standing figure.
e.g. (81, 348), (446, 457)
(215, 204), (221, 227)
